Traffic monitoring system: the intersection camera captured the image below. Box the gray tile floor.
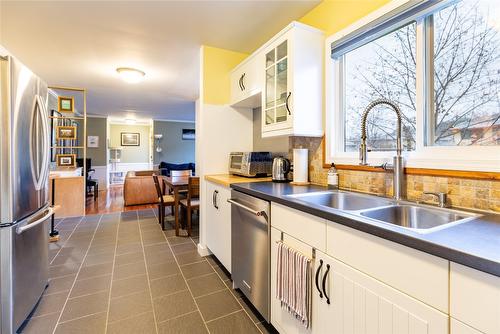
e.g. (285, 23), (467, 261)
(20, 209), (274, 334)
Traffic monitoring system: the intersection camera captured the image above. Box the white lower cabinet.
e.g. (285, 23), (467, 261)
(270, 223), (448, 334)
(451, 318), (483, 334)
(205, 181), (232, 272)
(314, 250), (448, 334)
(271, 227), (315, 334)
(450, 263), (500, 334)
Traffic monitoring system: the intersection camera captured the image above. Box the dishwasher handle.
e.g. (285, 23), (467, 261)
(227, 199), (267, 220)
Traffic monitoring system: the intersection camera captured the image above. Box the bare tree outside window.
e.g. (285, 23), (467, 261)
(343, 0), (499, 152)
(431, 0), (499, 146)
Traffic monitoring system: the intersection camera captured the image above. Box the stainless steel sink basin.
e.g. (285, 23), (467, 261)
(359, 205), (476, 232)
(286, 191), (393, 211)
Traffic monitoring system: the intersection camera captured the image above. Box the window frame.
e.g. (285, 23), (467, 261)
(325, 0), (500, 172)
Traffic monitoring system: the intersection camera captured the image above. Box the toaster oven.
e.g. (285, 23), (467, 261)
(228, 152), (272, 177)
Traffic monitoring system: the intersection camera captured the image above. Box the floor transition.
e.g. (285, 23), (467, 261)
(20, 209), (272, 334)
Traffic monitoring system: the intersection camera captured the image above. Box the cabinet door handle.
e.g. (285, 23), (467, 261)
(322, 264), (331, 304)
(214, 190), (219, 209)
(241, 73), (246, 90)
(315, 259), (323, 298)
(285, 92), (291, 115)
(238, 75), (243, 91)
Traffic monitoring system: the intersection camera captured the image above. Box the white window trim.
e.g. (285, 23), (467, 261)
(325, 0), (500, 172)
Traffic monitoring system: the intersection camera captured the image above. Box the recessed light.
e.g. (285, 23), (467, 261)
(116, 67), (145, 84)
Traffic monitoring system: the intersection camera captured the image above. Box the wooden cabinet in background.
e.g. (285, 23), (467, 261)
(49, 175), (85, 218)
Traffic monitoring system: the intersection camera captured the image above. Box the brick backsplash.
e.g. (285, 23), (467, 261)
(289, 136), (500, 213)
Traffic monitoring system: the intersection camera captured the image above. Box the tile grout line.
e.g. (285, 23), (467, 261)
(210, 257), (265, 333)
(193, 287), (228, 300)
(51, 214), (105, 334)
(106, 310), (152, 326)
(185, 270), (219, 281)
(49, 216), (85, 266)
(104, 212), (139, 333)
(153, 208), (213, 334)
(57, 310), (107, 325)
(204, 309), (245, 324)
(136, 210), (160, 334)
(155, 310), (199, 326)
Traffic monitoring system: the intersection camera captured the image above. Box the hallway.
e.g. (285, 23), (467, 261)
(20, 209), (269, 334)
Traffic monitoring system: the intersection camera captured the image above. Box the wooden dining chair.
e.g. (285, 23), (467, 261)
(153, 175), (175, 230)
(179, 176), (200, 236)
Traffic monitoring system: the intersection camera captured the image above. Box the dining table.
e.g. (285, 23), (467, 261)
(161, 175), (189, 236)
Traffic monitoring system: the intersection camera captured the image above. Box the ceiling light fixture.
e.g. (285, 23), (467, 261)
(125, 118), (137, 125)
(116, 67), (145, 84)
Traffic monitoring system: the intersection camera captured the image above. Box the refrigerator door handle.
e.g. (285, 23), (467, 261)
(16, 206), (53, 235)
(29, 94), (50, 191)
(37, 94), (50, 188)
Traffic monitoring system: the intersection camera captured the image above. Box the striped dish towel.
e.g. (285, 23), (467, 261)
(276, 241), (312, 328)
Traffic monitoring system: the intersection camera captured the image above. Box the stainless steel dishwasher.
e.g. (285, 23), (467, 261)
(228, 190), (270, 322)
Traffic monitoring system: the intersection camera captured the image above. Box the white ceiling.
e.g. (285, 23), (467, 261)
(0, 0), (319, 121)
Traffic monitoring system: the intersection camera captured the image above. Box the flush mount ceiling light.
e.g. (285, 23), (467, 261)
(116, 67), (145, 84)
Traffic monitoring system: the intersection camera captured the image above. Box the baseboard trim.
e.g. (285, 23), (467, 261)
(197, 243), (212, 257)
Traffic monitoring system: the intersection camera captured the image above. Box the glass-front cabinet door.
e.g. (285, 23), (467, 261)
(264, 40), (291, 131)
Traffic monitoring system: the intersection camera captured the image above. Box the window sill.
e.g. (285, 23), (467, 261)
(322, 140), (500, 180)
(322, 163), (500, 181)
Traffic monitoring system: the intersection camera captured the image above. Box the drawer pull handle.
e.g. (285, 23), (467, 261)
(213, 190), (219, 209)
(322, 263), (330, 304)
(315, 259), (323, 298)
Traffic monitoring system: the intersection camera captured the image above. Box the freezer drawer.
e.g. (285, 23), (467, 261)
(0, 206), (51, 333)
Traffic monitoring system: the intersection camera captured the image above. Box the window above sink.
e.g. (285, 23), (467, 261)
(325, 0), (500, 172)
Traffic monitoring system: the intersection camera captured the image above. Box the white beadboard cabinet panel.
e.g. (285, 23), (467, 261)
(314, 250), (448, 334)
(271, 203), (326, 251)
(326, 222), (449, 312)
(450, 262), (500, 334)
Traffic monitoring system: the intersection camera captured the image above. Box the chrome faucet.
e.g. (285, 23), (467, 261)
(423, 192), (449, 208)
(359, 98), (405, 201)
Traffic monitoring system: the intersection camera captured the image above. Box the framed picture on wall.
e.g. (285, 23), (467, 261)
(121, 132), (140, 146)
(58, 96), (74, 113)
(56, 125), (77, 140)
(182, 129), (195, 140)
(56, 154), (76, 167)
(87, 136), (99, 148)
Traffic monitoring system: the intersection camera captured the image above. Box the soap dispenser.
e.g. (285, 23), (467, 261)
(327, 163), (339, 190)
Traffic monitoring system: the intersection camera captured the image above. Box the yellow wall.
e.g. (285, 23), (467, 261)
(299, 0), (391, 36)
(202, 45), (248, 105)
(201, 0), (391, 105)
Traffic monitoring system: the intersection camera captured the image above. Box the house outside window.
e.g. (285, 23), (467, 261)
(326, 0), (500, 171)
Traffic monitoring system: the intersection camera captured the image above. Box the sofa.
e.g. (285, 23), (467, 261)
(158, 162), (195, 176)
(123, 170), (160, 206)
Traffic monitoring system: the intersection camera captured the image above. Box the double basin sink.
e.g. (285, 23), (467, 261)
(286, 191), (480, 234)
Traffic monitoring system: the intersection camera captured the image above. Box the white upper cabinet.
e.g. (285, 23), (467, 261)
(229, 21), (323, 137)
(230, 52), (263, 108)
(261, 22), (323, 137)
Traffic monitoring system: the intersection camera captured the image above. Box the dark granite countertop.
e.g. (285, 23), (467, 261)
(230, 182), (500, 277)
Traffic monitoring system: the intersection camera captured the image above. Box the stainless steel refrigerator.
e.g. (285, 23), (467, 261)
(0, 55), (53, 333)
